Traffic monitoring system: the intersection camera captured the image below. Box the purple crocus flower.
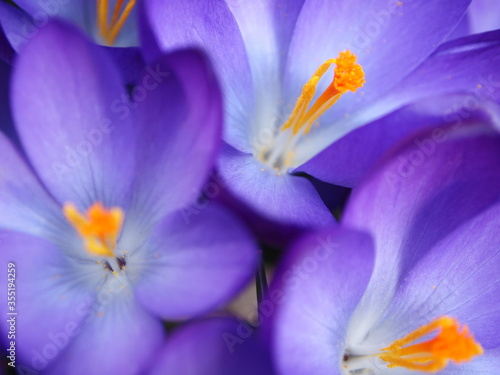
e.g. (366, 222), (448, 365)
(270, 122), (500, 374)
(0, 21), (257, 374)
(148, 317), (276, 375)
(0, 0), (139, 49)
(139, 0), (500, 241)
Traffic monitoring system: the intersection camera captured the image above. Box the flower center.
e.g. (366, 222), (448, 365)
(343, 316), (483, 374)
(63, 202), (124, 258)
(258, 50), (365, 173)
(96, 0), (136, 46)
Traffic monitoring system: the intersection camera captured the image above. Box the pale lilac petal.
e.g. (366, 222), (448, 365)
(47, 293), (164, 375)
(343, 124), (500, 340)
(272, 227), (374, 375)
(12, 21), (135, 208)
(134, 204), (258, 320)
(0, 133), (61, 237)
(140, 0), (253, 151)
(129, 49), (222, 221)
(469, 0), (500, 34)
(0, 1), (34, 52)
(0, 231), (96, 371)
(217, 144), (335, 229)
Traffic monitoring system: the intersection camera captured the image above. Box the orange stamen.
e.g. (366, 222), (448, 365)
(107, 0), (136, 45)
(97, 0), (109, 38)
(378, 316), (483, 373)
(96, 0), (136, 46)
(110, 0), (125, 27)
(281, 50), (365, 135)
(63, 202), (124, 257)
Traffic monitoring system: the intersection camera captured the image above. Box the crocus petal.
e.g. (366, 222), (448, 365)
(12, 21), (135, 208)
(224, 0), (287, 145)
(283, 0), (470, 118)
(343, 124), (500, 342)
(270, 0), (305, 63)
(217, 144), (335, 229)
(129, 49), (222, 221)
(46, 293), (164, 375)
(442, 349), (500, 375)
(104, 46), (146, 84)
(469, 0), (500, 34)
(446, 14), (471, 41)
(272, 227), (374, 375)
(229, 0), (305, 73)
(139, 0), (254, 152)
(0, 1), (34, 52)
(133, 203), (258, 320)
(368, 30), (500, 121)
(216, 182), (311, 247)
(364, 204), (500, 355)
(0, 133), (62, 237)
(297, 95), (500, 187)
(0, 231), (96, 371)
(149, 317), (275, 375)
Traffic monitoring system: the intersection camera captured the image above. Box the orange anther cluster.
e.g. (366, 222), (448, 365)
(281, 50), (365, 135)
(63, 202), (124, 257)
(332, 51), (366, 93)
(379, 316), (483, 373)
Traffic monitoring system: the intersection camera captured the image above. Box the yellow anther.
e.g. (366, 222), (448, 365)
(97, 0), (136, 46)
(281, 50), (365, 135)
(63, 202), (124, 258)
(378, 316), (483, 373)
